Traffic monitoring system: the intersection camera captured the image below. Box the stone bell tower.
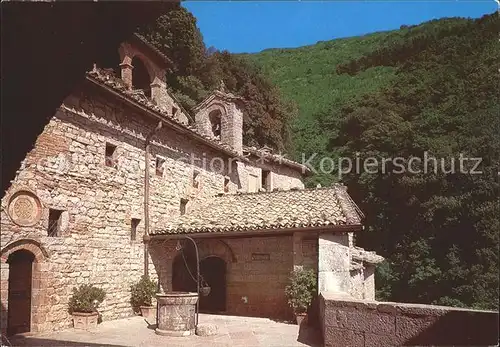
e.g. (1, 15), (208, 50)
(193, 81), (244, 154)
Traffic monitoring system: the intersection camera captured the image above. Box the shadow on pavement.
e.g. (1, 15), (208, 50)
(8, 335), (127, 347)
(297, 320), (323, 347)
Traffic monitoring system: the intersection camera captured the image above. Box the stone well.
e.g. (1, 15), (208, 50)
(155, 292), (199, 337)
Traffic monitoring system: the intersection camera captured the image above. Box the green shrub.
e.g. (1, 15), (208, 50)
(130, 275), (157, 311)
(68, 284), (106, 314)
(285, 268), (317, 314)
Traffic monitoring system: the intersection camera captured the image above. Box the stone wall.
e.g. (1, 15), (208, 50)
(349, 269), (365, 300)
(319, 292), (499, 347)
(349, 265), (375, 300)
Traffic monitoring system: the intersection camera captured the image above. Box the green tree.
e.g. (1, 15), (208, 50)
(139, 6), (295, 151)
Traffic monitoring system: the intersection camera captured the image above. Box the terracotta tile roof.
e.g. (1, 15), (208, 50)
(152, 184), (364, 235)
(130, 33), (173, 68)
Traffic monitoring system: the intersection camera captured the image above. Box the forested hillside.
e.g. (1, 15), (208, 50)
(247, 13), (499, 310)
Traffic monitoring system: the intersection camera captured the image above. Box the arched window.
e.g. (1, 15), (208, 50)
(209, 110), (221, 138)
(131, 56), (151, 97)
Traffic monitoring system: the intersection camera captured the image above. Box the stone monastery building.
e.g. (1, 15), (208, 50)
(0, 34), (383, 335)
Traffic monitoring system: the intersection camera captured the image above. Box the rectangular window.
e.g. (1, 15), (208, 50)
(224, 177), (230, 193)
(180, 199), (188, 216)
(131, 218), (140, 241)
(155, 156), (165, 177)
(192, 171), (199, 188)
(172, 107), (178, 117)
(48, 209), (63, 237)
(262, 170), (271, 191)
(105, 143), (117, 168)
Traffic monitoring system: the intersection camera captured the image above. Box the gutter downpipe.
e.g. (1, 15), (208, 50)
(143, 121), (163, 277)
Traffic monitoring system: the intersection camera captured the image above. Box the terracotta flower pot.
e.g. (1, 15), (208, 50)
(140, 305), (157, 321)
(295, 313), (307, 326)
(72, 311), (99, 330)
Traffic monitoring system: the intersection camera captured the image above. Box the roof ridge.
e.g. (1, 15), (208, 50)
(212, 184), (346, 198)
(151, 182), (361, 235)
(131, 33), (172, 67)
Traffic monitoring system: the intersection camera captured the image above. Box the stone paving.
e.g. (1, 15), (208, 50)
(7, 314), (322, 347)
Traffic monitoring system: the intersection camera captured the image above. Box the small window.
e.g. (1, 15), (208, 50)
(156, 156), (165, 177)
(180, 199), (188, 216)
(105, 143), (117, 168)
(48, 209), (63, 237)
(224, 177), (230, 193)
(209, 110), (221, 138)
(172, 107), (178, 117)
(248, 173), (259, 193)
(131, 218), (140, 241)
(262, 170), (271, 191)
(192, 171), (199, 188)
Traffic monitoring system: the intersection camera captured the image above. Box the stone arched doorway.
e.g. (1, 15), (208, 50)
(7, 250), (34, 335)
(199, 256), (226, 313)
(170, 242), (228, 314)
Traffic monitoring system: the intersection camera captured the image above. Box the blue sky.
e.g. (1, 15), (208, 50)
(183, 1), (496, 53)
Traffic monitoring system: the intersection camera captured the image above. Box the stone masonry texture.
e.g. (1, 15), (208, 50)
(0, 77), (309, 333)
(319, 292), (499, 346)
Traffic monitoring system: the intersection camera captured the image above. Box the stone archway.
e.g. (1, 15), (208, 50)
(1, 239), (50, 335)
(199, 256), (226, 313)
(197, 239), (236, 264)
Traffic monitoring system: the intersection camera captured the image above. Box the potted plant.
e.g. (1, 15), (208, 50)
(285, 268), (317, 326)
(68, 284), (106, 330)
(130, 275), (157, 320)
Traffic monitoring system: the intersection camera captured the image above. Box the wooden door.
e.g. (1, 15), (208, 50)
(7, 250), (34, 336)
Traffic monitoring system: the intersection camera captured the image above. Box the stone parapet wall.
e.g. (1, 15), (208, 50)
(320, 292), (499, 347)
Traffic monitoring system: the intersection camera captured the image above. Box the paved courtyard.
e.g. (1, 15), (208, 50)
(7, 314), (322, 347)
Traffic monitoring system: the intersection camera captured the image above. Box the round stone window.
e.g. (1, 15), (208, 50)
(7, 190), (42, 227)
